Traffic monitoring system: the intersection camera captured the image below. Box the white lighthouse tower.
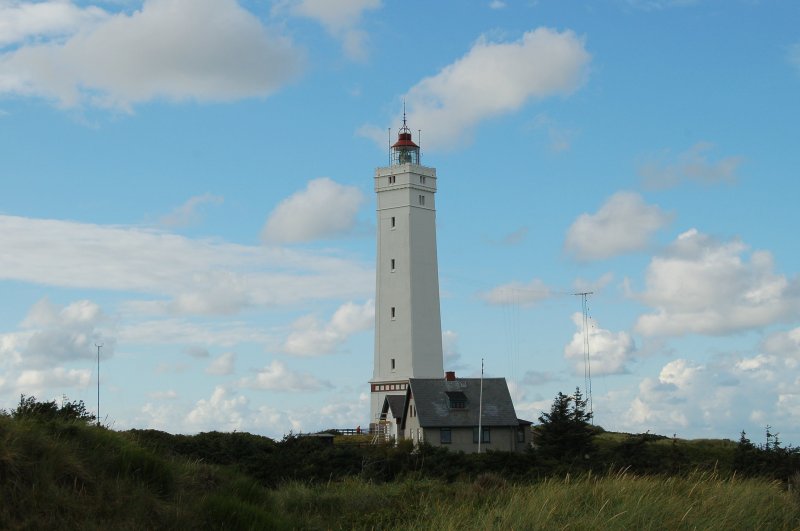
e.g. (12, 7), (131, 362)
(370, 116), (444, 424)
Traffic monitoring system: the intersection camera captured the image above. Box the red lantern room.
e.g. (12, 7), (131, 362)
(391, 114), (419, 166)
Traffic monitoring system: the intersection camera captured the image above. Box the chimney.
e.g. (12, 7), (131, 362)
(445, 371), (456, 381)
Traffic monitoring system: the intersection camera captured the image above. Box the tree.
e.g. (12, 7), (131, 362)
(534, 387), (595, 462)
(12, 394), (96, 423)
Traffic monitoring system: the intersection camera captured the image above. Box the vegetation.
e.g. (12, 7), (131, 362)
(534, 387), (596, 464)
(1, 395), (799, 529)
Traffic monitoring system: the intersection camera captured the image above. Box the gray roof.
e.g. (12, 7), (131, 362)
(406, 378), (519, 428)
(381, 395), (406, 420)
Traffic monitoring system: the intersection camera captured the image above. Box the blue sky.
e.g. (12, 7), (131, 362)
(1, 0), (799, 445)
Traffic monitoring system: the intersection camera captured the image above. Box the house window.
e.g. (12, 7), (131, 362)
(418, 195), (425, 206)
(446, 391), (467, 409)
(440, 428), (452, 444)
(516, 428), (525, 443)
(388, 175), (396, 184)
(391, 306), (396, 319)
(390, 216), (396, 228)
(473, 427), (491, 444)
(390, 258), (396, 272)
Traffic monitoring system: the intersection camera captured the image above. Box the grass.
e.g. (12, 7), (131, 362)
(1, 415), (798, 529)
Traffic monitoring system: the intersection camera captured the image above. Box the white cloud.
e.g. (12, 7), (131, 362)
(564, 312), (636, 375)
(480, 278), (551, 306)
(565, 191), (672, 261)
(282, 300), (374, 356)
(634, 229), (800, 336)
(0, 214), (373, 316)
(489, 1), (507, 9)
(206, 351), (236, 376)
(0, 0), (109, 46)
(364, 27), (589, 150)
(0, 0), (304, 110)
(639, 142), (744, 190)
(614, 339), (800, 442)
(119, 319), (269, 348)
(148, 389), (178, 400)
(262, 178), (366, 244)
(238, 360), (330, 391)
(1, 298), (116, 368)
(185, 385), (248, 432)
(442, 330), (460, 362)
(159, 193), (223, 228)
(14, 367), (91, 394)
(286, 0), (380, 61)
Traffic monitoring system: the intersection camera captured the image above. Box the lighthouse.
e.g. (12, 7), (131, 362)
(369, 116), (444, 424)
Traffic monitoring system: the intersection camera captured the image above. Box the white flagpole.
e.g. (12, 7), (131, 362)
(478, 358), (484, 454)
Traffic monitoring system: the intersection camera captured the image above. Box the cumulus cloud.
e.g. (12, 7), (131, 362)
(239, 360), (330, 391)
(565, 191), (672, 261)
(159, 193), (223, 228)
(206, 351), (236, 376)
(184, 385), (298, 433)
(480, 278), (551, 306)
(0, 0), (108, 46)
(0, 214), (373, 316)
(442, 330), (460, 362)
(617, 336), (800, 443)
(13, 367), (92, 396)
(564, 312), (636, 375)
(362, 27), (590, 150)
(639, 142), (744, 190)
(1, 298), (115, 368)
(634, 229), (800, 336)
(0, 0), (304, 110)
(282, 300), (374, 356)
(261, 178), (365, 244)
(286, 0), (380, 61)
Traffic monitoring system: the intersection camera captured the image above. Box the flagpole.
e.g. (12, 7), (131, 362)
(478, 358), (484, 454)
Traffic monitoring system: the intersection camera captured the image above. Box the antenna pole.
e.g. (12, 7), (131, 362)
(478, 358), (484, 454)
(95, 343), (103, 427)
(573, 292), (593, 419)
(388, 128), (391, 165)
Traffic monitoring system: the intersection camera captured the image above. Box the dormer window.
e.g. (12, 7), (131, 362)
(446, 391), (467, 409)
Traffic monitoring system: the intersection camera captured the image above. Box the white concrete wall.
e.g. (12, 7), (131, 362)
(370, 164), (444, 421)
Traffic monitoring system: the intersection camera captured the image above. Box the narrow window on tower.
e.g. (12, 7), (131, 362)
(391, 358), (396, 371)
(420, 176), (426, 184)
(388, 175), (396, 184)
(391, 306), (396, 320)
(419, 195), (425, 206)
(390, 216), (396, 229)
(390, 258), (396, 272)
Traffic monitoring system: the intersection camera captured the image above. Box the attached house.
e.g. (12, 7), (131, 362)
(387, 371), (531, 453)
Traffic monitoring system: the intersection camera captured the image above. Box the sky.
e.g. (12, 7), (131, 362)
(1, 0), (799, 446)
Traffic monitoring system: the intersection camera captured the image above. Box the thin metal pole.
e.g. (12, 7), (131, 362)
(95, 343), (103, 426)
(478, 358), (484, 453)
